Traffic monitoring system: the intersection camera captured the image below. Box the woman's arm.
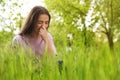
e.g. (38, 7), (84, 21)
(39, 27), (57, 56)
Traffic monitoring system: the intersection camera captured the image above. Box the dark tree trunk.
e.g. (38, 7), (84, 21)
(106, 31), (114, 51)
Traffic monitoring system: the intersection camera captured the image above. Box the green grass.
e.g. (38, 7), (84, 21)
(0, 43), (120, 80)
(0, 31), (120, 80)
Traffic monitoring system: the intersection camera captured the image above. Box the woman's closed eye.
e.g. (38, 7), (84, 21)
(37, 21), (43, 24)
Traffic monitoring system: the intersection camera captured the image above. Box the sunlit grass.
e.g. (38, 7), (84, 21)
(0, 30), (119, 80)
(0, 41), (120, 80)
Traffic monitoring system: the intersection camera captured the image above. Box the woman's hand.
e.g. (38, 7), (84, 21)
(39, 27), (48, 42)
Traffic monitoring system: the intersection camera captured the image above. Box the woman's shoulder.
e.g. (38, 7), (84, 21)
(12, 34), (24, 47)
(13, 34), (23, 41)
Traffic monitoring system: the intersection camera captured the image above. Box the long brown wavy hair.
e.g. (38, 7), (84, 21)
(19, 6), (51, 36)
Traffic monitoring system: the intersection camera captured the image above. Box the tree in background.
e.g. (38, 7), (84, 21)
(0, 0), (24, 33)
(91, 0), (120, 51)
(0, 0), (24, 46)
(45, 0), (95, 52)
(45, 0), (120, 52)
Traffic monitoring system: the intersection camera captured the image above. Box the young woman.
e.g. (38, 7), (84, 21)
(12, 6), (57, 57)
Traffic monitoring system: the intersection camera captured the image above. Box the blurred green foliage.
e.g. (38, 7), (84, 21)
(0, 0), (120, 80)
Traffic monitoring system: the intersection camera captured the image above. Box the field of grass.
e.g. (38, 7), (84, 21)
(0, 31), (120, 80)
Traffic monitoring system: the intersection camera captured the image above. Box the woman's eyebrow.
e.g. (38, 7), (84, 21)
(38, 19), (49, 21)
(37, 20), (49, 24)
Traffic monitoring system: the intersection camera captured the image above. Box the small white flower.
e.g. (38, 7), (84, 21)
(66, 47), (72, 52)
(67, 33), (73, 40)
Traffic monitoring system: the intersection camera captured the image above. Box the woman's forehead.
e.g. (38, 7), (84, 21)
(38, 14), (49, 21)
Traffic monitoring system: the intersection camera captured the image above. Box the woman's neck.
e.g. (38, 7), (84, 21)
(30, 32), (39, 39)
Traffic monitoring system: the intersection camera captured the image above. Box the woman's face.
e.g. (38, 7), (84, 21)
(34, 14), (49, 35)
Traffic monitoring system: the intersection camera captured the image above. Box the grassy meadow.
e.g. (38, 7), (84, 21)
(0, 0), (120, 79)
(0, 30), (120, 80)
